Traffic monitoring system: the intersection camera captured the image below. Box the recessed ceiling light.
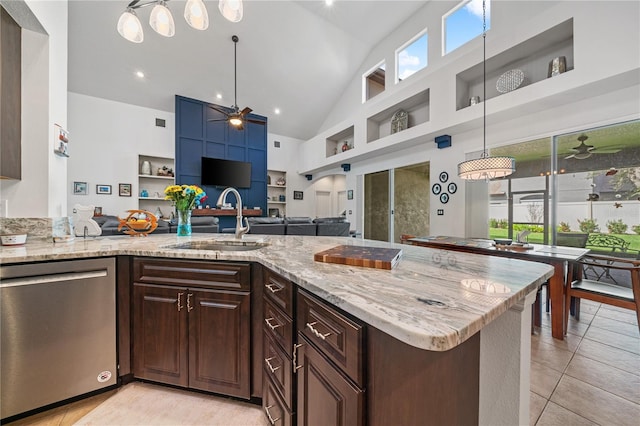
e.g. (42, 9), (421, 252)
(325, 0), (334, 6)
(135, 71), (145, 78)
(216, 93), (222, 99)
(274, 108), (280, 115)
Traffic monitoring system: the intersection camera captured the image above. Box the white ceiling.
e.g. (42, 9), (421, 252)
(68, 0), (428, 140)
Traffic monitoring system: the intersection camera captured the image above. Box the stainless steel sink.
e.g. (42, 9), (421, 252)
(166, 240), (269, 251)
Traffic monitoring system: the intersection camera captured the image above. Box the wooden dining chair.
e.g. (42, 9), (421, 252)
(564, 253), (640, 333)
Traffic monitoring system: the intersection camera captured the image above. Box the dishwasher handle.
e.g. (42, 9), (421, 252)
(0, 270), (108, 288)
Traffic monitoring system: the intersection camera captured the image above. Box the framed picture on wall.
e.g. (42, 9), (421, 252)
(96, 184), (112, 195)
(293, 191), (303, 200)
(347, 190), (353, 200)
(119, 183), (132, 197)
(73, 181), (87, 195)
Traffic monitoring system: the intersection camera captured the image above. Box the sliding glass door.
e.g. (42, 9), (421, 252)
(364, 162), (430, 243)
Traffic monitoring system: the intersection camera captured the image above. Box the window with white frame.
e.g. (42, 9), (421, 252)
(362, 61), (385, 103)
(396, 29), (428, 83)
(443, 0), (490, 55)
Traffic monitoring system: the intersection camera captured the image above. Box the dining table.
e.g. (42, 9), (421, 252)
(405, 236), (590, 340)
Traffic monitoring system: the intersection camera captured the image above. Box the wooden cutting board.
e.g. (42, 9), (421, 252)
(314, 245), (402, 270)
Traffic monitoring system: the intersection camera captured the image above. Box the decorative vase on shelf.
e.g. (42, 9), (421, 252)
(141, 160), (152, 175)
(176, 209), (192, 236)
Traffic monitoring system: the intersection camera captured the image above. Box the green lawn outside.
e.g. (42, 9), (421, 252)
(488, 228), (640, 253)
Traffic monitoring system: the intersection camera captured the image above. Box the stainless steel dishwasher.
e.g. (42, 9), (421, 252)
(1, 258), (117, 419)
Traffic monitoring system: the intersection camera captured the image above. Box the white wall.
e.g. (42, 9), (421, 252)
(67, 93), (174, 217)
(0, 0), (68, 217)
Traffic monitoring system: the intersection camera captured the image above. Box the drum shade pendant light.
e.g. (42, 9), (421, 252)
(457, 0), (515, 181)
(118, 0), (240, 43)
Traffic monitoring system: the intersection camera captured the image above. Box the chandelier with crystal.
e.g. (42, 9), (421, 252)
(117, 0), (243, 43)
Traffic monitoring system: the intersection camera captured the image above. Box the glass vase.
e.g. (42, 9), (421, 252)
(176, 209), (192, 236)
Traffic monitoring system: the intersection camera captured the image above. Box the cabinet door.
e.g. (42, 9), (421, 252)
(133, 283), (188, 387)
(297, 336), (363, 426)
(188, 289), (250, 398)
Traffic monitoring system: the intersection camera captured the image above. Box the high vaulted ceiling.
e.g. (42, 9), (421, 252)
(67, 0), (428, 140)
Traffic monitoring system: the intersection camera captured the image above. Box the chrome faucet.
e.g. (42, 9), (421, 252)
(216, 187), (250, 239)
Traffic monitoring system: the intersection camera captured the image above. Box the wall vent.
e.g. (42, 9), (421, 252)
(155, 118), (166, 128)
(274, 140), (281, 148)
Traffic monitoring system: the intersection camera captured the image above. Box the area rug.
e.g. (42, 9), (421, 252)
(74, 382), (267, 425)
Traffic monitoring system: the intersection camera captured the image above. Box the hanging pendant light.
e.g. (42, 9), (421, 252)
(184, 0), (209, 30)
(149, 0), (175, 37)
(457, 0), (515, 181)
(117, 8), (144, 43)
(219, 0), (243, 23)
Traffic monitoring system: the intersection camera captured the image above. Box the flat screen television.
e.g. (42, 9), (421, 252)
(201, 157), (252, 188)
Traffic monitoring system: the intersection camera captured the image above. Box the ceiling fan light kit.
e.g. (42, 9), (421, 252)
(457, 0), (515, 181)
(118, 0), (242, 43)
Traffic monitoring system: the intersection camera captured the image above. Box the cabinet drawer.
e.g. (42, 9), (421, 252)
(263, 269), (293, 317)
(297, 290), (364, 387)
(263, 327), (293, 409)
(133, 258), (250, 291)
(263, 377), (293, 426)
(263, 298), (293, 353)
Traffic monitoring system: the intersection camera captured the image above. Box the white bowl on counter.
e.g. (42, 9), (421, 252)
(1, 234), (27, 246)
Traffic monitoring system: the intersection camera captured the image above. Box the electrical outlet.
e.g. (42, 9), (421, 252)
(437, 209), (444, 216)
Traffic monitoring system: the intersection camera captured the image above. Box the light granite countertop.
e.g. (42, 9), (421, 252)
(0, 234), (553, 351)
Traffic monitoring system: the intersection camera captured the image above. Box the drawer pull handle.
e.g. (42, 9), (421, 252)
(177, 292), (184, 312)
(187, 293), (194, 312)
(264, 317), (282, 330)
(293, 343), (304, 373)
(264, 405), (280, 425)
(306, 321), (331, 340)
(264, 356), (281, 373)
(265, 283), (283, 293)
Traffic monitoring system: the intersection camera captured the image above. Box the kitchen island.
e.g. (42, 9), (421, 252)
(1, 234), (553, 425)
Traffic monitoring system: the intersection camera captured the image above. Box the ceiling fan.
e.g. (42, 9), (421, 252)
(564, 134), (621, 160)
(207, 35), (262, 130)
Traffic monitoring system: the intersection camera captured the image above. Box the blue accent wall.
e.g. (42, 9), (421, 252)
(175, 95), (267, 229)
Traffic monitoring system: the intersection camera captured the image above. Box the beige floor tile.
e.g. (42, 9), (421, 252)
(597, 307), (639, 326)
(530, 360), (563, 399)
(531, 340), (574, 373)
(590, 315), (640, 338)
(536, 401), (598, 426)
(577, 338), (640, 374)
(584, 326), (640, 355)
(564, 354), (640, 404)
(530, 391), (547, 425)
(566, 317), (591, 337)
(532, 328), (583, 353)
(550, 375), (640, 426)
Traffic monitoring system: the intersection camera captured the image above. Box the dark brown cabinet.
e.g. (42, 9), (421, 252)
(132, 258), (251, 399)
(295, 289), (365, 426)
(296, 336), (363, 426)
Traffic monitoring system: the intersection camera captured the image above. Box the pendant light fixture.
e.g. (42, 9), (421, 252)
(219, 0), (243, 23)
(118, 0), (243, 43)
(457, 0), (515, 181)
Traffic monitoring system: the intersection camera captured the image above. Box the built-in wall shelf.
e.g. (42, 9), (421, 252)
(366, 89), (430, 143)
(138, 154), (175, 218)
(456, 19), (574, 111)
(326, 126), (355, 158)
(267, 169), (287, 217)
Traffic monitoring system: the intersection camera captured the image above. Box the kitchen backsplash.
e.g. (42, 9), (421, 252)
(0, 217), (73, 241)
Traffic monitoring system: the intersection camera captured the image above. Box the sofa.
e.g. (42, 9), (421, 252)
(247, 216), (350, 236)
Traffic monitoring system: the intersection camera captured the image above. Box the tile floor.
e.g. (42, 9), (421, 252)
(8, 299), (639, 426)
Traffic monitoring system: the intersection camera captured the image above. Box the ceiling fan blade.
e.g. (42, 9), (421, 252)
(564, 153), (576, 159)
(207, 118), (227, 122)
(235, 121), (244, 131)
(593, 148), (622, 154)
(246, 118), (266, 125)
(240, 107), (253, 116)
(208, 105), (230, 116)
